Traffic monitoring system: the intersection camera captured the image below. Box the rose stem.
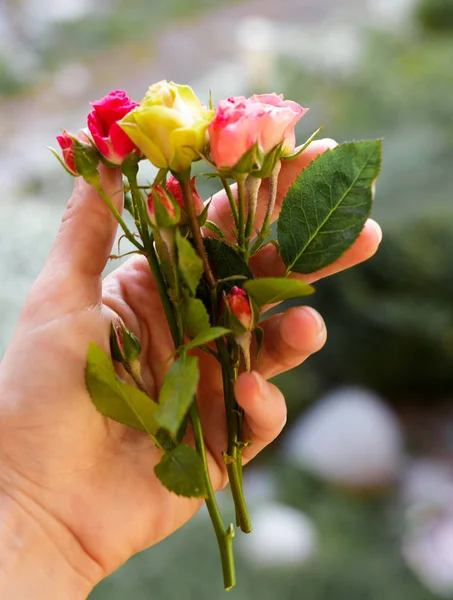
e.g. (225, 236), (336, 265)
(244, 175), (262, 258)
(236, 175), (247, 251)
(250, 159), (282, 256)
(220, 176), (239, 230)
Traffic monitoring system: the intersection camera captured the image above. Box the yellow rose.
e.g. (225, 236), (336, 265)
(119, 81), (213, 172)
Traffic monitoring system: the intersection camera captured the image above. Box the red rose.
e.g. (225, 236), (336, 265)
(56, 129), (94, 176)
(87, 90), (140, 165)
(225, 287), (253, 331)
(208, 93), (308, 170)
(147, 185), (179, 227)
(166, 175), (205, 217)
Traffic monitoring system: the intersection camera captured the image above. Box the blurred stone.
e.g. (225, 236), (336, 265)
(283, 387), (403, 489)
(239, 503), (317, 567)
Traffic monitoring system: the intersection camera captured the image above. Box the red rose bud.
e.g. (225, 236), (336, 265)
(225, 286), (253, 331)
(166, 175), (205, 217)
(147, 185), (180, 228)
(55, 129), (99, 178)
(87, 90), (140, 166)
(110, 320), (141, 364)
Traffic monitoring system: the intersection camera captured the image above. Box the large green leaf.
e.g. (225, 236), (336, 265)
(204, 238), (253, 286)
(244, 277), (314, 308)
(154, 354), (199, 437)
(176, 230), (204, 295)
(277, 141), (382, 274)
(181, 296), (211, 338)
(86, 343), (158, 435)
(154, 444), (208, 498)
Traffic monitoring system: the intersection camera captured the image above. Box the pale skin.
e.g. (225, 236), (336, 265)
(0, 140), (381, 598)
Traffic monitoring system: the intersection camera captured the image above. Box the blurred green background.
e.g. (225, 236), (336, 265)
(2, 0), (453, 598)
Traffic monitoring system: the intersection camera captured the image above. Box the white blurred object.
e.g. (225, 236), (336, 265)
(402, 459), (453, 597)
(283, 387), (403, 489)
(240, 503), (317, 567)
(369, 0), (417, 29)
(236, 17), (275, 92)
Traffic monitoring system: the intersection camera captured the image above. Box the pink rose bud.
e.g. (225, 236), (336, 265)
(225, 286), (253, 331)
(110, 319), (141, 364)
(147, 185), (180, 228)
(56, 129), (99, 177)
(87, 90), (140, 166)
(208, 93), (308, 171)
(166, 175), (205, 217)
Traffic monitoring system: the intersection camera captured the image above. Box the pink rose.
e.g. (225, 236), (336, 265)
(87, 90), (140, 165)
(166, 175), (204, 217)
(208, 93), (308, 170)
(56, 129), (93, 176)
(224, 287), (253, 331)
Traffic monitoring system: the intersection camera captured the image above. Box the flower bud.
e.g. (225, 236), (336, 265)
(147, 185), (180, 228)
(166, 175), (205, 219)
(110, 320), (141, 364)
(224, 286), (254, 332)
(118, 80), (214, 172)
(56, 129), (99, 177)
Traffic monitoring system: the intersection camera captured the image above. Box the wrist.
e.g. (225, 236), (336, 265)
(0, 487), (101, 599)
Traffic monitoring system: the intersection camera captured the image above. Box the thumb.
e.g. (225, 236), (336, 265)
(43, 165), (124, 303)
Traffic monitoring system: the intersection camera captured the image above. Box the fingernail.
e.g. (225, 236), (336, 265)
(304, 306), (326, 342)
(251, 371), (269, 400)
(368, 219), (383, 244)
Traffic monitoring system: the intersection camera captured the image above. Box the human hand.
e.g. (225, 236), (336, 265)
(0, 139), (381, 598)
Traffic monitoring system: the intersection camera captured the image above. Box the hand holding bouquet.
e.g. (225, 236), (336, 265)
(53, 81), (382, 590)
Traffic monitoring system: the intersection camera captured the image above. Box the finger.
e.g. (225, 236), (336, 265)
(253, 306), (327, 379)
(250, 218), (382, 283)
(43, 165), (124, 302)
(205, 139), (337, 240)
(235, 371), (287, 463)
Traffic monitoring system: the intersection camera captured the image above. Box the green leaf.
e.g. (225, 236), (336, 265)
(154, 354), (199, 437)
(184, 327), (230, 351)
(86, 343), (158, 435)
(277, 141), (382, 274)
(204, 238), (253, 288)
(204, 221), (225, 238)
(176, 230), (204, 295)
(244, 277), (315, 307)
(181, 296), (211, 338)
(154, 444), (208, 498)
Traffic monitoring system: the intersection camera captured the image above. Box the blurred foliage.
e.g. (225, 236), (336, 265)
(416, 0), (453, 33)
(91, 464), (435, 600)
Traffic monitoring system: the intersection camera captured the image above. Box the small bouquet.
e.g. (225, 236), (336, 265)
(52, 82), (381, 590)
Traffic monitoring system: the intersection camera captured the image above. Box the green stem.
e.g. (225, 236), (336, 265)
(94, 184), (143, 251)
(145, 244), (180, 347)
(189, 399), (236, 590)
(249, 160), (281, 256)
(125, 169), (151, 248)
(216, 339), (252, 533)
(236, 175), (247, 251)
(177, 171), (217, 288)
(146, 201), (236, 587)
(244, 176), (262, 259)
(220, 177), (239, 230)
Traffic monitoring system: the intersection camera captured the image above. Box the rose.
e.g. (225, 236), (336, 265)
(56, 129), (99, 177)
(118, 81), (214, 172)
(208, 93), (308, 170)
(87, 90), (140, 165)
(166, 175), (204, 217)
(224, 287), (253, 331)
(147, 185), (180, 228)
